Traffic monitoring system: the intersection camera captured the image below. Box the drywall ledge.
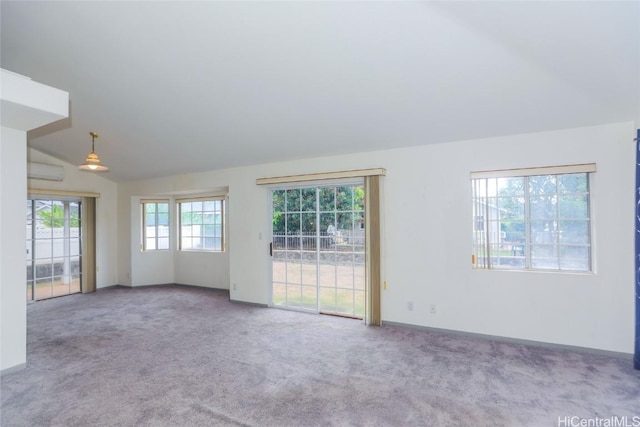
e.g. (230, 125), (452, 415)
(0, 69), (68, 130)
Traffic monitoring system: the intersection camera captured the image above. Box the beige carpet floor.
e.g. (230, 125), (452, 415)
(1, 285), (639, 426)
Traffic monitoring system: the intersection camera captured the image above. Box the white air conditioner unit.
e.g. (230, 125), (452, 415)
(27, 162), (64, 181)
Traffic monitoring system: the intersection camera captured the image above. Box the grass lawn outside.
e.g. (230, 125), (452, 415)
(272, 261), (365, 318)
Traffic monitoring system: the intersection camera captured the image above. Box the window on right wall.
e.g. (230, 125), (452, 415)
(471, 164), (595, 272)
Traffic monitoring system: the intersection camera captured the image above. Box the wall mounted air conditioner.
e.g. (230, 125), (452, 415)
(27, 162), (65, 181)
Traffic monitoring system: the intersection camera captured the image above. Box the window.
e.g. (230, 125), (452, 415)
(142, 201), (170, 251)
(178, 198), (224, 251)
(471, 164), (594, 272)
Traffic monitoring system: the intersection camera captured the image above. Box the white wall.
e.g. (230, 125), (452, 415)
(27, 149), (119, 289)
(1, 127), (28, 372)
(118, 121), (635, 353)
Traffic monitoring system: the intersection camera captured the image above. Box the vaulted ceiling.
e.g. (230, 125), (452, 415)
(2, 1), (638, 182)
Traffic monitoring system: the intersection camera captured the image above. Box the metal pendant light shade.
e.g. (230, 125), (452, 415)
(78, 131), (109, 172)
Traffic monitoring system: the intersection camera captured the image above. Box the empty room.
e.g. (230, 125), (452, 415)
(1, 1), (639, 426)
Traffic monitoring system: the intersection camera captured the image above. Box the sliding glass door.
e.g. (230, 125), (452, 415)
(26, 199), (82, 301)
(271, 183), (365, 318)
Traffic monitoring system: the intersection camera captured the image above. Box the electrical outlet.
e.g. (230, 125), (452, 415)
(430, 304), (437, 314)
(407, 301), (414, 311)
(233, 283), (237, 291)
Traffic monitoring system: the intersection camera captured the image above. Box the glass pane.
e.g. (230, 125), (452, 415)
(336, 212), (352, 231)
(559, 220), (589, 244)
(273, 190), (285, 213)
(52, 258), (65, 276)
(26, 260), (33, 280)
(181, 211), (193, 226)
(319, 187), (335, 211)
(273, 211), (285, 236)
(286, 285), (302, 307)
(354, 290), (365, 318)
(319, 287), (336, 312)
(301, 188), (316, 212)
(320, 213), (336, 237)
(558, 195), (589, 219)
(336, 289), (354, 315)
(286, 263), (301, 285)
(301, 213), (316, 233)
(52, 239), (65, 257)
(158, 226), (169, 238)
(497, 177), (525, 197)
(203, 224), (215, 237)
(353, 186), (365, 211)
(35, 278), (53, 300)
(35, 260), (49, 279)
(70, 256), (81, 276)
(181, 202), (193, 213)
(203, 213), (216, 225)
(70, 274), (81, 294)
(558, 173), (588, 193)
(286, 213), (300, 234)
(300, 263), (317, 286)
(273, 258), (286, 281)
(70, 238), (81, 256)
(531, 245), (559, 270)
(335, 187), (353, 211)
(157, 213), (169, 226)
(146, 213), (156, 226)
(319, 263), (336, 287)
(145, 203), (157, 214)
(500, 220), (525, 244)
(146, 238), (156, 250)
(530, 195), (557, 219)
(272, 283), (286, 306)
(286, 189), (300, 212)
(559, 246), (590, 271)
(530, 220), (558, 244)
(190, 201), (203, 212)
(301, 233), (315, 251)
(529, 175), (557, 195)
(52, 276), (70, 297)
(301, 285), (317, 310)
(157, 203), (169, 213)
(157, 237), (169, 250)
(497, 197), (525, 219)
(204, 237), (221, 250)
(180, 235), (194, 250)
(203, 200), (217, 211)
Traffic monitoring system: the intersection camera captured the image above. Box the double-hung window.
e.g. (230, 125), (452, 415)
(142, 200), (170, 251)
(178, 197), (225, 252)
(471, 164), (595, 272)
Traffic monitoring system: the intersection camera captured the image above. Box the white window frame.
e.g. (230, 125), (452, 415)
(471, 164), (596, 273)
(177, 196), (225, 252)
(141, 200), (170, 251)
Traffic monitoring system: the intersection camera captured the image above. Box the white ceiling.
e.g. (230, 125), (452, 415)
(2, 1), (638, 182)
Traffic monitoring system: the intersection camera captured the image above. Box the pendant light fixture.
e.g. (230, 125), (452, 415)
(78, 131), (109, 172)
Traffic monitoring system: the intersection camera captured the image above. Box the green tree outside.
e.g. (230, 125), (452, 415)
(272, 185), (364, 234)
(38, 204), (79, 228)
